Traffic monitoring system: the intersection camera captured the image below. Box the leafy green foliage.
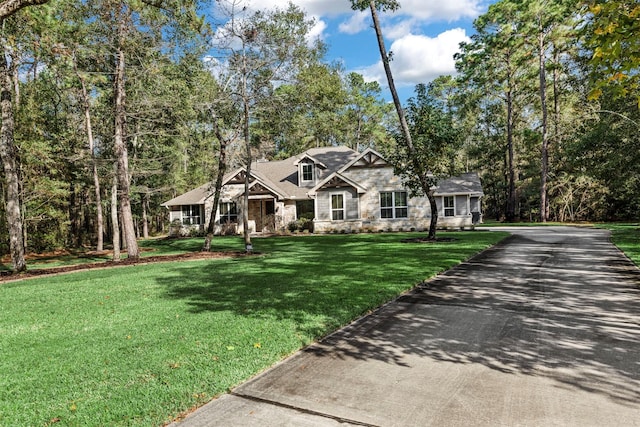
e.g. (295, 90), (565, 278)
(387, 83), (462, 197)
(583, 0), (640, 103)
(349, 0), (400, 13)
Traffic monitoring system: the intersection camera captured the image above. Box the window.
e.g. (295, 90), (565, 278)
(380, 191), (408, 219)
(220, 202), (238, 223)
(301, 163), (314, 182)
(444, 196), (455, 217)
(296, 200), (315, 220)
(182, 205), (201, 225)
(331, 194), (344, 220)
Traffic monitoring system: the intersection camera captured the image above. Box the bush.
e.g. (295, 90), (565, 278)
(287, 217), (313, 233)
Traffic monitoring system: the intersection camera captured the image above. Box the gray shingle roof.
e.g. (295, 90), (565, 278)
(161, 183), (211, 207)
(162, 148), (483, 208)
(435, 172), (483, 196)
(162, 147), (360, 207)
(240, 146), (360, 200)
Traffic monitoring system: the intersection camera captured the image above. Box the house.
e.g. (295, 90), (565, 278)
(161, 146), (483, 236)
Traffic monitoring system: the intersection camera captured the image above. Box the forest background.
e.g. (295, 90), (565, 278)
(0, 0), (638, 268)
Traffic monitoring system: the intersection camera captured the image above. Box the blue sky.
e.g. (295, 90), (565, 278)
(225, 0), (494, 102)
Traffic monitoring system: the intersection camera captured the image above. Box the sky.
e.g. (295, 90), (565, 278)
(215, 0), (493, 102)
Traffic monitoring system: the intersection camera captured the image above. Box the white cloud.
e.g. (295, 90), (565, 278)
(394, 0), (483, 22)
(338, 11), (368, 35)
(239, 0), (352, 17)
(336, 0), (484, 35)
(308, 19), (328, 42)
(357, 28), (470, 87)
(382, 18), (416, 40)
(232, 0), (483, 23)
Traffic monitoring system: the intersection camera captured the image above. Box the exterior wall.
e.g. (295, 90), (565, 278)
(314, 167), (483, 233)
(167, 166), (483, 236)
(314, 166), (434, 233)
(168, 206), (204, 236)
(435, 194), (482, 228)
(282, 201), (298, 227)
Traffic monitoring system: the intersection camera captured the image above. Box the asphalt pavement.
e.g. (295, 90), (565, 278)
(171, 226), (640, 426)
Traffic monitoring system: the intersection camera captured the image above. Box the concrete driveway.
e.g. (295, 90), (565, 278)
(173, 226), (640, 426)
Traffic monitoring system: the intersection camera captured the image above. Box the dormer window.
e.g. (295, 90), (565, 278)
(301, 163), (314, 182)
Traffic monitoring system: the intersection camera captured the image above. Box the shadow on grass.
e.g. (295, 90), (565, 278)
(156, 233), (493, 342)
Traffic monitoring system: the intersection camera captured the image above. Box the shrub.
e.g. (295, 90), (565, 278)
(287, 217), (313, 233)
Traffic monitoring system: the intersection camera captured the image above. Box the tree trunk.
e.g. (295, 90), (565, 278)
(111, 162), (121, 262)
(203, 111), (229, 252)
(0, 41), (26, 272)
(367, 1), (437, 239)
(427, 192), (438, 240)
(538, 28), (549, 223)
(77, 67), (104, 251)
(114, 20), (139, 260)
(241, 49), (252, 252)
(505, 66), (516, 223)
(142, 193), (149, 239)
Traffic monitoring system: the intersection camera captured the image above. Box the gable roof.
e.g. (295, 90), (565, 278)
(162, 147), (484, 208)
(162, 146), (361, 207)
(161, 183), (211, 207)
(339, 147), (389, 173)
(240, 146), (360, 200)
(309, 172), (368, 196)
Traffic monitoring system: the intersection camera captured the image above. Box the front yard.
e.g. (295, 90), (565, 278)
(0, 231), (507, 426)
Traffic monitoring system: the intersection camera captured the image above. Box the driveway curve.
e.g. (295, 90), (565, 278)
(174, 226), (640, 427)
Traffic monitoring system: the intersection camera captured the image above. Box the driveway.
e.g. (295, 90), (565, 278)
(174, 226), (640, 426)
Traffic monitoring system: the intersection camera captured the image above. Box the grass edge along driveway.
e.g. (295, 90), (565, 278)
(0, 231), (508, 426)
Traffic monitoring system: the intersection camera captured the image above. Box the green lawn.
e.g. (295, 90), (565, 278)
(0, 238), (206, 272)
(0, 231), (507, 427)
(597, 223), (640, 266)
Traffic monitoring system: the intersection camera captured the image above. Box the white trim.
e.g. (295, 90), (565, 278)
(380, 191), (408, 220)
(308, 172), (368, 196)
(300, 162), (315, 184)
(293, 154), (327, 169)
(330, 192), (346, 221)
(443, 195), (455, 217)
(337, 147), (388, 173)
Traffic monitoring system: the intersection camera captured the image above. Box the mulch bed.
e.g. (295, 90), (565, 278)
(0, 251), (249, 283)
(401, 237), (457, 243)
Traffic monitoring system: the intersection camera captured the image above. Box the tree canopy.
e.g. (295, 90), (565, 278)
(1, 0), (639, 267)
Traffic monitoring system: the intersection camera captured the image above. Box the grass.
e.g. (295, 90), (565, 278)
(596, 223), (640, 266)
(0, 238), (204, 272)
(0, 231), (507, 427)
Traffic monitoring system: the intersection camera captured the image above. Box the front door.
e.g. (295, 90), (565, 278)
(249, 199), (276, 232)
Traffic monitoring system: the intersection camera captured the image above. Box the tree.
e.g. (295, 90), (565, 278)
(583, 0), (640, 104)
(212, 1), (325, 251)
(456, 0), (533, 222)
(0, 0), (49, 20)
(0, 4), (53, 271)
(254, 63), (348, 157)
(0, 32), (26, 271)
(515, 0), (577, 222)
(350, 0), (441, 239)
(343, 72), (392, 151)
(390, 83), (462, 220)
(80, 0), (203, 259)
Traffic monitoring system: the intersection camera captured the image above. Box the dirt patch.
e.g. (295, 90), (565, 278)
(0, 251), (249, 283)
